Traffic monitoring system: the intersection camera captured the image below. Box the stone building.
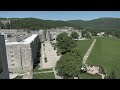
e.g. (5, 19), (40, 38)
(5, 34), (40, 73)
(47, 28), (82, 41)
(39, 30), (46, 42)
(0, 29), (28, 37)
(0, 29), (18, 36)
(0, 35), (9, 79)
(30, 30), (46, 43)
(1, 20), (10, 28)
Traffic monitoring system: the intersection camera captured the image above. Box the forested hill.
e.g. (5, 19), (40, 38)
(67, 18), (120, 31)
(0, 18), (79, 30)
(1, 17), (120, 31)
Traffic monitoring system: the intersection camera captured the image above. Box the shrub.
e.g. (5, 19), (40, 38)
(54, 47), (56, 50)
(98, 66), (106, 75)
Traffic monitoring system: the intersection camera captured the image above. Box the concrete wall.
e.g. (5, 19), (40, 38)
(0, 35), (9, 79)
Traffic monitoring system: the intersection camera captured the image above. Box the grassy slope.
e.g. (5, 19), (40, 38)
(87, 37), (120, 78)
(33, 72), (55, 79)
(75, 39), (94, 57)
(33, 65), (53, 72)
(33, 65), (54, 79)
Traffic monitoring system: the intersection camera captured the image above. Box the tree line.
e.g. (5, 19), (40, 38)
(55, 32), (83, 79)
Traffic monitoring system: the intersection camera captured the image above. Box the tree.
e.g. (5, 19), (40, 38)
(92, 31), (98, 36)
(70, 31), (79, 39)
(71, 48), (83, 60)
(82, 30), (87, 38)
(6, 23), (11, 29)
(56, 32), (76, 54)
(56, 32), (68, 43)
(115, 32), (120, 38)
(56, 52), (82, 79)
(86, 32), (92, 39)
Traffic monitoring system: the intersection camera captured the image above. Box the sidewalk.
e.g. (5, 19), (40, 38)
(82, 39), (96, 64)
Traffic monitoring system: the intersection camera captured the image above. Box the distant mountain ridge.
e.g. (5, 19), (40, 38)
(67, 17), (120, 31)
(0, 17), (120, 31)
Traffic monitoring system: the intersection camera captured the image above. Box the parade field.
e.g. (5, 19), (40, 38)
(75, 39), (94, 57)
(87, 37), (120, 78)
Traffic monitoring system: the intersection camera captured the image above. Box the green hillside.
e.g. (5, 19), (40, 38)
(0, 18), (79, 30)
(67, 18), (120, 31)
(1, 17), (120, 31)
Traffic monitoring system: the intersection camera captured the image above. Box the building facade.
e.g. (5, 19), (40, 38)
(0, 35), (9, 79)
(6, 34), (40, 73)
(47, 28), (82, 41)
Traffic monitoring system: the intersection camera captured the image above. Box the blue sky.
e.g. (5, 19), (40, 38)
(0, 11), (120, 21)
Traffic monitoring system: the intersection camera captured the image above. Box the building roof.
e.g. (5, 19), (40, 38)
(6, 34), (38, 45)
(22, 34), (38, 43)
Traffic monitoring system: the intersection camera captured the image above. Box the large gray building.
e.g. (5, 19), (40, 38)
(6, 34), (40, 73)
(0, 35), (9, 79)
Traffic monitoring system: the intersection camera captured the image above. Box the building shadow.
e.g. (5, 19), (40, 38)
(33, 42), (41, 69)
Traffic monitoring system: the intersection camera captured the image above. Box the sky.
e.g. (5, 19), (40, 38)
(0, 11), (120, 21)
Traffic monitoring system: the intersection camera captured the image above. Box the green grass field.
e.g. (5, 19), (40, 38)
(75, 39), (94, 57)
(33, 72), (55, 79)
(79, 73), (101, 79)
(33, 65), (53, 72)
(87, 37), (120, 78)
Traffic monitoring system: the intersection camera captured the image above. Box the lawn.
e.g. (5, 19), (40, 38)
(75, 39), (94, 57)
(33, 72), (55, 79)
(33, 64), (53, 72)
(87, 37), (120, 78)
(79, 73), (101, 79)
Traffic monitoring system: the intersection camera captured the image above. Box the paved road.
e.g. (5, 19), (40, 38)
(82, 39), (96, 64)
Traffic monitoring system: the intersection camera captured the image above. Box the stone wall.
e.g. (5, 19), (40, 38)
(6, 34), (40, 73)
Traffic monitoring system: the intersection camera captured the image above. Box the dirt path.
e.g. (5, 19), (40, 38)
(41, 41), (61, 69)
(33, 70), (54, 74)
(98, 73), (106, 79)
(82, 39), (96, 64)
(53, 68), (62, 79)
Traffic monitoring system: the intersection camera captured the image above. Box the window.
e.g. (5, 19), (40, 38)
(9, 51), (13, 53)
(11, 55), (14, 57)
(11, 59), (14, 62)
(11, 64), (15, 66)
